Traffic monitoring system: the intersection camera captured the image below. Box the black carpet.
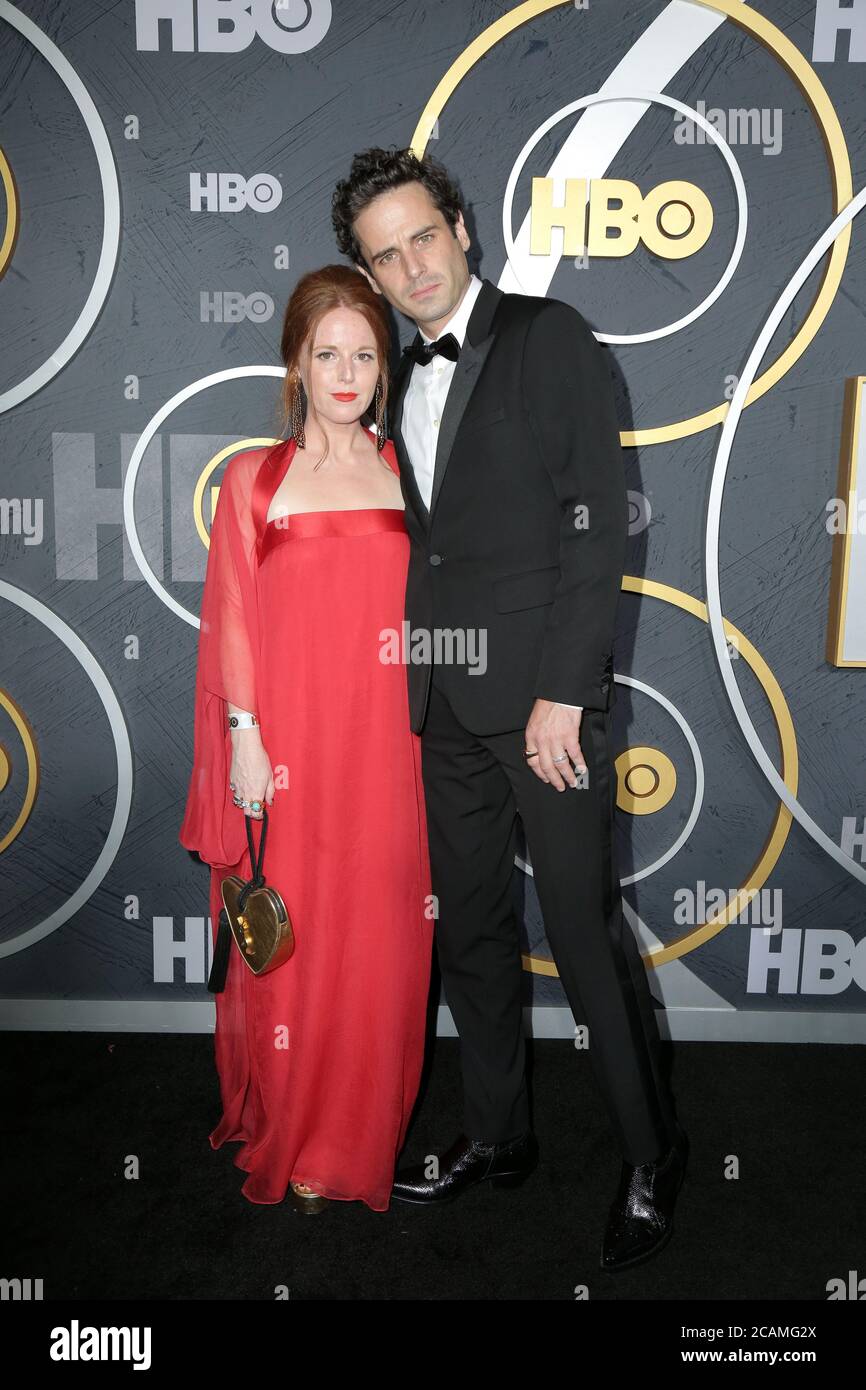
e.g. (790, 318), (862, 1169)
(4, 1019), (865, 1303)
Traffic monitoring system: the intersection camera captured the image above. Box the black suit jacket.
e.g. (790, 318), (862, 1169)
(389, 276), (627, 736)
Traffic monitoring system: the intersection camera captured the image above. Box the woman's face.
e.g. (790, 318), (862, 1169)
(299, 306), (380, 428)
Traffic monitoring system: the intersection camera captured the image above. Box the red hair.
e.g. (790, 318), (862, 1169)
(275, 264), (392, 466)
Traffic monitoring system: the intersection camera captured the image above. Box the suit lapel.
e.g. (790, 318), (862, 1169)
(389, 277), (503, 530)
(428, 325), (495, 520)
(389, 336), (429, 526)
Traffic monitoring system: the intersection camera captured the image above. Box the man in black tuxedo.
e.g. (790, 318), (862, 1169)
(332, 148), (687, 1270)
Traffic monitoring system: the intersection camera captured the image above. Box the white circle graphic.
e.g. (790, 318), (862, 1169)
(502, 90), (748, 345)
(0, 581), (133, 956)
(704, 183), (866, 887)
(122, 367), (285, 627)
(0, 2), (121, 412)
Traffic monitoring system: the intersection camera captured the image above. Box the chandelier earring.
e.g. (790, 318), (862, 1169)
(290, 371), (305, 449)
(374, 375), (386, 453)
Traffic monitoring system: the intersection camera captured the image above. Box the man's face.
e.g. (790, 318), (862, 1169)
(353, 181), (471, 338)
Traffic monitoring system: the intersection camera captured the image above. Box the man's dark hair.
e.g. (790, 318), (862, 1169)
(332, 146), (466, 270)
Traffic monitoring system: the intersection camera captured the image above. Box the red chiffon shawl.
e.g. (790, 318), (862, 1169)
(178, 441), (293, 870)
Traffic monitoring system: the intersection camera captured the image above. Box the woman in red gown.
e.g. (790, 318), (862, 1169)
(179, 266), (434, 1214)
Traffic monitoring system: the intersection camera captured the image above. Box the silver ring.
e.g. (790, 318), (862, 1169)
(552, 754), (568, 763)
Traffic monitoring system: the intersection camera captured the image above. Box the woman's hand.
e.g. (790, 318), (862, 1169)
(229, 731), (274, 819)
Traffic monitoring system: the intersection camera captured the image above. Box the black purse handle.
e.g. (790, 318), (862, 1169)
(238, 806), (268, 911)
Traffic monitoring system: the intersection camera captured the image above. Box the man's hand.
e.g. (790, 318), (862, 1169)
(524, 699), (586, 791)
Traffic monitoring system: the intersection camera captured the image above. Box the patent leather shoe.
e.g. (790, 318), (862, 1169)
(391, 1130), (538, 1204)
(600, 1123), (688, 1271)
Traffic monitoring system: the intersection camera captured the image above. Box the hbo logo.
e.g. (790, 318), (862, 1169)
(136, 0), (332, 53)
(190, 173), (282, 213)
(200, 291), (274, 324)
(531, 176), (713, 260)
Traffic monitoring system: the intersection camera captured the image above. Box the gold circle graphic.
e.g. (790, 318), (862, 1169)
(192, 438), (279, 550)
(0, 145), (20, 279)
(0, 690), (40, 856)
(617, 745), (676, 815)
(410, 0), (853, 446)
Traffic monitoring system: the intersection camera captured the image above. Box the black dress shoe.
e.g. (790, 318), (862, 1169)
(391, 1130), (538, 1204)
(600, 1123), (688, 1272)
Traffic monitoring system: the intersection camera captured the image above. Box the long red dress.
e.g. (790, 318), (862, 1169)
(179, 435), (434, 1211)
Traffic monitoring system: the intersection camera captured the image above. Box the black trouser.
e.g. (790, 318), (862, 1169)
(420, 673), (678, 1165)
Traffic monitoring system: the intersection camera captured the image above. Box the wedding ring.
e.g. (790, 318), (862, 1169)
(523, 749), (539, 760)
(552, 754), (568, 763)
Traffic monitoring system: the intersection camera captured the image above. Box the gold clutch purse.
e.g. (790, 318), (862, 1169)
(208, 808), (294, 991)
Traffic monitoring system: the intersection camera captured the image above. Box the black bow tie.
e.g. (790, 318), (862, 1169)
(402, 331), (461, 367)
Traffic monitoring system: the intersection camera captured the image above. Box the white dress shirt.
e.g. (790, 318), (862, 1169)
(401, 273), (582, 717)
(401, 273), (484, 512)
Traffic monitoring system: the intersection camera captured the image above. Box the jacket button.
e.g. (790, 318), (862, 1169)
(429, 553), (443, 565)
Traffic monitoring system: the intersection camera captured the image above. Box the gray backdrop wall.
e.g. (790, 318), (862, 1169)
(1, 0), (865, 1040)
